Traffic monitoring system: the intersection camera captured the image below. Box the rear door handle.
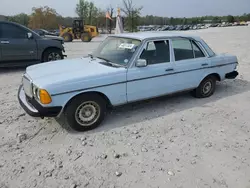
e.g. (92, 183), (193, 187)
(202, 63), (208, 66)
(165, 68), (174, 71)
(1, 41), (10, 44)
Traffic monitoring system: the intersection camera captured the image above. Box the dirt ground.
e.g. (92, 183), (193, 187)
(0, 26), (250, 188)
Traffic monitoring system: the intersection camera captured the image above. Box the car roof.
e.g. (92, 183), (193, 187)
(0, 20), (25, 26)
(0, 20), (41, 36)
(110, 31), (202, 41)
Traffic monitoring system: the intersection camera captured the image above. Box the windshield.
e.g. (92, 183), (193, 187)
(92, 36), (141, 66)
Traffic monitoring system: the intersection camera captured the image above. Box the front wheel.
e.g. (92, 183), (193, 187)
(81, 33), (92, 42)
(192, 75), (216, 98)
(64, 94), (106, 131)
(42, 48), (63, 62)
(62, 32), (73, 42)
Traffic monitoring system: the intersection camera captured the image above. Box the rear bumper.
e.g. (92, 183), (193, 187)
(225, 71), (239, 79)
(18, 85), (62, 118)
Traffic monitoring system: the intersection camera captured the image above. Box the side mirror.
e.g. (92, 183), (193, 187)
(27, 32), (33, 39)
(135, 59), (147, 67)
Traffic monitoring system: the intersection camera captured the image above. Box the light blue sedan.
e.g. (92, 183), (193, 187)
(18, 32), (239, 131)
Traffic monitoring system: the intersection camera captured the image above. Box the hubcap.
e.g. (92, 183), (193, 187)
(75, 101), (100, 127)
(48, 52), (62, 61)
(203, 81), (212, 94)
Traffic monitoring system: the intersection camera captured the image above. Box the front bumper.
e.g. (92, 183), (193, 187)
(225, 71), (239, 79)
(18, 85), (62, 118)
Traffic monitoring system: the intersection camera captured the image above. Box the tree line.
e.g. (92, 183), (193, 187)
(140, 14), (250, 26)
(4, 0), (250, 32)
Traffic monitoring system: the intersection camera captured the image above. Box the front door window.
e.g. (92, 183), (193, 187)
(139, 40), (170, 65)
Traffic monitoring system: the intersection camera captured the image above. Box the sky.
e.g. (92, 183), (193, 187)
(1, 0), (250, 17)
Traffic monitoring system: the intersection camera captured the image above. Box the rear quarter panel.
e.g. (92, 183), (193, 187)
(192, 54), (238, 87)
(209, 54), (238, 81)
(198, 38), (238, 82)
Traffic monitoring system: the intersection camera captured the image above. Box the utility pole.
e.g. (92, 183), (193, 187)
(131, 9), (134, 32)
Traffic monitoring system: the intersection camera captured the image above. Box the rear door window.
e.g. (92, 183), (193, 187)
(191, 41), (205, 58)
(172, 38), (194, 61)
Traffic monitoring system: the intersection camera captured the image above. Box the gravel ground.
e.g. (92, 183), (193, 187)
(0, 26), (250, 188)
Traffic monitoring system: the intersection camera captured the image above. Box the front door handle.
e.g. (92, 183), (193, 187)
(202, 63), (208, 66)
(165, 68), (174, 71)
(1, 41), (10, 44)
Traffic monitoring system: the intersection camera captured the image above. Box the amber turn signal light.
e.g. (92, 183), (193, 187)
(39, 89), (52, 104)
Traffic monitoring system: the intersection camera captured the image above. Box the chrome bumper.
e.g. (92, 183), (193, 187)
(18, 85), (62, 118)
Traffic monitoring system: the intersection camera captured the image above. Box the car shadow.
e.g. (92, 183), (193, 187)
(0, 67), (26, 74)
(56, 79), (250, 134)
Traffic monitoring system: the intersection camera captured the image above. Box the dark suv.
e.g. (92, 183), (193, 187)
(0, 21), (66, 67)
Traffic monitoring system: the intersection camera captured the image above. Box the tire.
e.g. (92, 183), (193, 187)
(62, 32), (73, 42)
(192, 75), (216, 98)
(81, 33), (92, 42)
(64, 94), (107, 132)
(42, 48), (63, 62)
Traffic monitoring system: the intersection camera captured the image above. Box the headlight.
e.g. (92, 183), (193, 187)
(32, 85), (52, 104)
(234, 63), (238, 70)
(32, 84), (40, 99)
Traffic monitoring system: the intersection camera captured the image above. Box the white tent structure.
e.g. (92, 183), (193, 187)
(115, 8), (124, 34)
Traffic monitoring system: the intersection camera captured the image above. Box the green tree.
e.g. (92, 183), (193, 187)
(96, 8), (106, 27)
(76, 0), (90, 23)
(227, 15), (235, 23)
(212, 16), (220, 23)
(183, 17), (187, 25)
(169, 17), (174, 25)
(121, 0), (142, 32)
(28, 6), (59, 29)
(7, 13), (29, 26)
(88, 2), (95, 25)
(91, 6), (99, 26)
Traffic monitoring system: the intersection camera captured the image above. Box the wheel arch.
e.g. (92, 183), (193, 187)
(41, 47), (63, 62)
(202, 73), (221, 82)
(63, 91), (112, 112)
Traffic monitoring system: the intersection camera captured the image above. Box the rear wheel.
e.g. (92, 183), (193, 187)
(81, 33), (92, 42)
(62, 32), (73, 42)
(192, 75), (216, 98)
(64, 94), (106, 132)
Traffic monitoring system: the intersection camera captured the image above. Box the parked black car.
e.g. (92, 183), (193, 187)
(175, 25), (183, 30)
(210, 23), (218, 27)
(182, 25), (190, 30)
(168, 26), (176, 30)
(33, 29), (58, 36)
(0, 21), (66, 67)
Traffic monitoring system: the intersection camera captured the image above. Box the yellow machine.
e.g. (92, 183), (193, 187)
(59, 19), (99, 42)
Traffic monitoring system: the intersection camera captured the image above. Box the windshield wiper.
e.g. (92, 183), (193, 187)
(96, 56), (109, 62)
(96, 56), (124, 67)
(88, 54), (93, 59)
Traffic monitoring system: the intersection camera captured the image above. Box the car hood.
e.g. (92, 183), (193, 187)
(25, 57), (126, 90)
